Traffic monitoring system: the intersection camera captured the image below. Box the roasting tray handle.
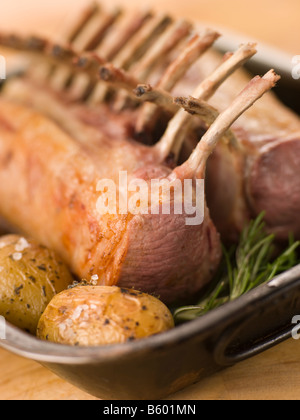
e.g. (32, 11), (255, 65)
(214, 318), (294, 366)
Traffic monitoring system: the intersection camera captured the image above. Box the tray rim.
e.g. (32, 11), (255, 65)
(1, 264), (300, 365)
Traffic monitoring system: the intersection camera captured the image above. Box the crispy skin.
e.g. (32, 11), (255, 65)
(0, 98), (221, 304)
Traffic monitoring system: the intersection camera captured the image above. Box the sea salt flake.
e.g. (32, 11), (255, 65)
(12, 252), (22, 261)
(91, 274), (99, 285)
(72, 305), (89, 321)
(59, 323), (67, 334)
(15, 237), (30, 252)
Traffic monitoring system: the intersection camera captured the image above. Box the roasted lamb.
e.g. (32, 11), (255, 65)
(0, 3), (291, 303)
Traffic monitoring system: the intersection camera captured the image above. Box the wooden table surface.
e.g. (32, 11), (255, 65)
(0, 0), (300, 401)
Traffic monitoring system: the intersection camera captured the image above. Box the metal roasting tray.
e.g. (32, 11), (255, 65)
(0, 39), (300, 400)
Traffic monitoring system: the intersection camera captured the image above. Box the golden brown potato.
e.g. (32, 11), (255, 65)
(0, 234), (73, 334)
(37, 286), (175, 346)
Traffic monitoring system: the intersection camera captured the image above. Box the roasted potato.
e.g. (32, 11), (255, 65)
(37, 286), (175, 346)
(0, 234), (73, 334)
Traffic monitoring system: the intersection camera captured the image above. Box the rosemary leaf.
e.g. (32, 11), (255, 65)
(174, 213), (300, 324)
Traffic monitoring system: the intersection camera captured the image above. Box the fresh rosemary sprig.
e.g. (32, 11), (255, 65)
(174, 213), (300, 324)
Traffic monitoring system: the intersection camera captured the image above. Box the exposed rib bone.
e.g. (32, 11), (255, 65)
(193, 43), (257, 100)
(156, 43), (257, 161)
(0, 33), (76, 70)
(181, 70), (280, 178)
(49, 56), (81, 92)
(135, 30), (220, 134)
(60, 2), (101, 44)
(50, 63), (79, 93)
(98, 8), (153, 61)
(69, 9), (153, 101)
(74, 53), (106, 75)
(174, 96), (236, 145)
(87, 13), (172, 104)
(131, 19), (192, 82)
(50, 8), (121, 93)
(0, 33), (102, 99)
(113, 19), (192, 111)
(0, 33), (47, 53)
(47, 43), (77, 63)
(99, 63), (140, 92)
(175, 96), (219, 123)
(134, 84), (176, 113)
(99, 15), (188, 108)
(67, 54), (107, 100)
(159, 30), (220, 92)
(47, 3), (100, 92)
(113, 13), (172, 70)
(72, 8), (122, 52)
(34, 3), (101, 83)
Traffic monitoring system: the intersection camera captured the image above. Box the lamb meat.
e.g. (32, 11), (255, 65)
(140, 44), (300, 242)
(0, 5), (279, 303)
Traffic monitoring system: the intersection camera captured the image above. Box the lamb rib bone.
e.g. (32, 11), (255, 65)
(98, 62), (141, 98)
(174, 96), (236, 145)
(88, 13), (173, 104)
(69, 8), (153, 101)
(33, 2), (101, 84)
(0, 33), (259, 148)
(112, 19), (193, 111)
(98, 27), (218, 110)
(179, 70), (281, 179)
(59, 2), (101, 44)
(94, 8), (153, 61)
(155, 43), (257, 161)
(134, 84), (177, 114)
(0, 31), (256, 139)
(50, 7), (122, 92)
(130, 19), (192, 82)
(135, 29), (220, 134)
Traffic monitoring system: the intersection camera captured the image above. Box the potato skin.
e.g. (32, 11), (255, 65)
(0, 235), (73, 334)
(37, 286), (175, 346)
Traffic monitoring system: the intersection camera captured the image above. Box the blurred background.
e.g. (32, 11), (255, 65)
(0, 0), (299, 54)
